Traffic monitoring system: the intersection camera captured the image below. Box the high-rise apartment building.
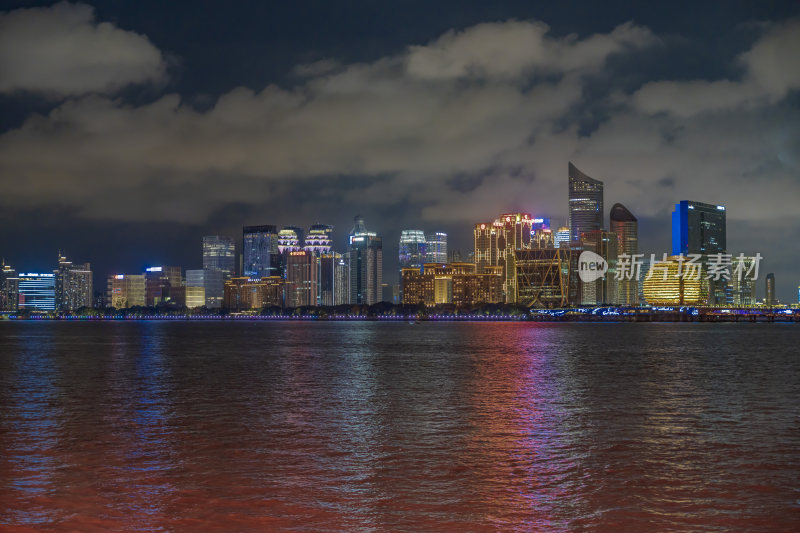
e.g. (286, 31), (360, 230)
(425, 232), (447, 264)
(349, 215), (383, 305)
(202, 236), (235, 279)
(55, 253), (93, 311)
(1, 261), (18, 311)
(243, 225), (279, 278)
(609, 203), (638, 306)
(568, 162), (604, 241)
(18, 273), (56, 311)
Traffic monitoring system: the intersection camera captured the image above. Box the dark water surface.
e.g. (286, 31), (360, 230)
(0, 321), (798, 531)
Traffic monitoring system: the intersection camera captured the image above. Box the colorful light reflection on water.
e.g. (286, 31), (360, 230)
(0, 321), (798, 530)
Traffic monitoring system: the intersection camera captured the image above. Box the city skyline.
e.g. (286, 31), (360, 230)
(0, 1), (798, 302)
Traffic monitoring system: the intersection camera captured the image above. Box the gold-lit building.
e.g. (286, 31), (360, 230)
(474, 213), (536, 302)
(401, 263), (502, 307)
(106, 274), (145, 308)
(642, 256), (706, 305)
(514, 249), (579, 308)
(224, 276), (284, 310)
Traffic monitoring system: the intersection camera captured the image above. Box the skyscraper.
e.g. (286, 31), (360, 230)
(671, 201), (726, 256)
(399, 230), (426, 269)
(285, 250), (318, 307)
(319, 252), (349, 306)
(55, 253), (93, 311)
(671, 200), (728, 305)
(568, 162), (604, 241)
(349, 215), (383, 305)
(144, 266), (182, 306)
(554, 226), (570, 249)
(18, 273), (56, 311)
(425, 232), (447, 264)
(202, 236), (235, 279)
(106, 274), (145, 308)
(243, 225), (279, 278)
(765, 273), (776, 306)
(473, 213), (535, 301)
(304, 224), (334, 256)
(609, 203), (638, 306)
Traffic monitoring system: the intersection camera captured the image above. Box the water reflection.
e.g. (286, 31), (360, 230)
(0, 321), (798, 530)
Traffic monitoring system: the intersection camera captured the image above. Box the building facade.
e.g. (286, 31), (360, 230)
(186, 268), (224, 308)
(18, 273), (56, 312)
(514, 248), (579, 308)
(609, 203), (638, 306)
(285, 250), (318, 307)
(425, 232), (447, 264)
(55, 253), (93, 311)
(224, 276), (284, 311)
(765, 273), (776, 306)
(401, 263), (503, 306)
(399, 230), (427, 269)
(202, 236), (236, 279)
(243, 225), (279, 278)
(349, 215), (383, 305)
(642, 256), (706, 305)
(568, 162), (604, 242)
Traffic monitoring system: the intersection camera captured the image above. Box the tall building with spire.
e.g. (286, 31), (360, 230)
(349, 215), (382, 305)
(609, 203), (638, 306)
(568, 162), (604, 241)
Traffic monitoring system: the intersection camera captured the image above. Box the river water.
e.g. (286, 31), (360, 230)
(1, 321), (798, 531)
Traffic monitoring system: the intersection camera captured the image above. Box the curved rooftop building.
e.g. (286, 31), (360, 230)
(610, 203), (639, 305)
(568, 162), (604, 241)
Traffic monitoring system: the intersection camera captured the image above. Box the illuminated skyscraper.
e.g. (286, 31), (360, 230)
(473, 213), (535, 301)
(278, 228), (302, 254)
(304, 224), (334, 256)
(609, 203), (638, 306)
(672, 200), (728, 305)
(568, 162), (604, 241)
(202, 236), (235, 279)
(319, 252), (349, 306)
(399, 230), (426, 269)
(765, 273), (776, 306)
(106, 274), (145, 308)
(55, 253), (93, 311)
(285, 250), (318, 307)
(18, 273), (56, 311)
(425, 232), (447, 264)
(349, 215), (383, 305)
(672, 201), (726, 256)
(243, 225), (279, 278)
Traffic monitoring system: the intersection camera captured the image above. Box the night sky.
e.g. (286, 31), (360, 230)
(0, 1), (798, 301)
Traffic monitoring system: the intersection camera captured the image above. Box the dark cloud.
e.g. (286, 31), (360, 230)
(0, 3), (798, 301)
(0, 2), (166, 97)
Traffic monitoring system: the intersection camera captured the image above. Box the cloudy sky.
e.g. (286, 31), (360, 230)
(0, 0), (798, 301)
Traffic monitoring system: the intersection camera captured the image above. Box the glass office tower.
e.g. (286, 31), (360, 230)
(568, 162), (604, 241)
(609, 203), (638, 306)
(202, 236), (235, 279)
(243, 225), (279, 278)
